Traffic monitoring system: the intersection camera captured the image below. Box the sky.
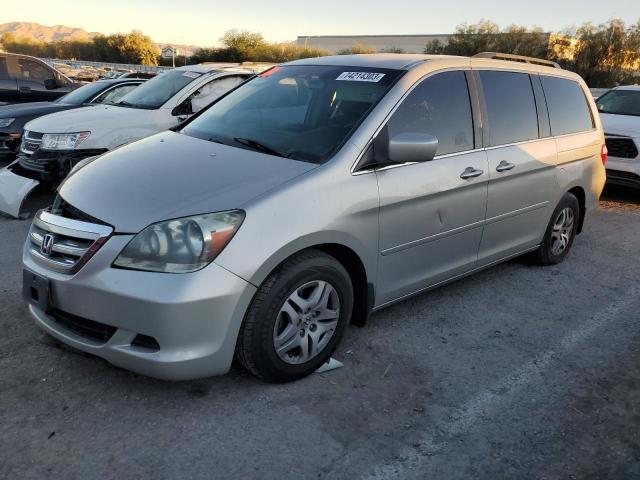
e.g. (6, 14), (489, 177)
(3, 0), (639, 46)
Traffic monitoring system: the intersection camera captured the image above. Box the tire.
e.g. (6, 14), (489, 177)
(236, 249), (354, 383)
(533, 192), (580, 266)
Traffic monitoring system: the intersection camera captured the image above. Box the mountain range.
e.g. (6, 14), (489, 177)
(0, 21), (99, 42)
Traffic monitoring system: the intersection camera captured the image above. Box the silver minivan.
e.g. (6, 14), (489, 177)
(22, 53), (607, 382)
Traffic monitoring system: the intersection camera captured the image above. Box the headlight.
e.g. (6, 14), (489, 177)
(113, 210), (245, 273)
(0, 118), (15, 128)
(41, 132), (90, 150)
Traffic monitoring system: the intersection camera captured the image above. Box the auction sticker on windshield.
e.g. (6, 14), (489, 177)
(182, 71), (202, 78)
(336, 72), (385, 82)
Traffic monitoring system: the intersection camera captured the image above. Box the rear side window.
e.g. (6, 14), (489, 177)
(386, 70), (474, 156)
(541, 76), (594, 135)
(479, 71), (539, 147)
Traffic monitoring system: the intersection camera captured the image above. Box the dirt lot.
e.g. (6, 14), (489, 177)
(1, 185), (639, 480)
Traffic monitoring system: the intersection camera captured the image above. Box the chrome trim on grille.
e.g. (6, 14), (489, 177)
(21, 130), (43, 155)
(29, 209), (113, 274)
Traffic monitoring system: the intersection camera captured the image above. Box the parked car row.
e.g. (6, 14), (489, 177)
(11, 51), (613, 383)
(0, 77), (146, 157)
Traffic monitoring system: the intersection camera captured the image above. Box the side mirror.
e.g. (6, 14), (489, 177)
(44, 78), (57, 90)
(388, 133), (438, 163)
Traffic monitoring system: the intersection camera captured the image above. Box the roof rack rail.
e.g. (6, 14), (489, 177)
(472, 52), (561, 69)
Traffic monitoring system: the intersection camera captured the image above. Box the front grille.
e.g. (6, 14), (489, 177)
(28, 209), (113, 274)
(20, 130), (43, 155)
(605, 136), (639, 159)
(51, 309), (117, 344)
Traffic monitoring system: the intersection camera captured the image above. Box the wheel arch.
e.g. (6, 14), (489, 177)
(567, 185), (586, 234)
(243, 236), (376, 327)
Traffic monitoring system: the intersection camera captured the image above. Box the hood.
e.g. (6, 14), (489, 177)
(24, 104), (152, 134)
(58, 131), (318, 232)
(600, 113), (640, 138)
(0, 102), (78, 131)
(0, 101), (76, 117)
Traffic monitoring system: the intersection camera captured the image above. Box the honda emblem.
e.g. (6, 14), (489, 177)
(41, 234), (55, 256)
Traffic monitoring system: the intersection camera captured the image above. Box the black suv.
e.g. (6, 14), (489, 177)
(0, 53), (78, 105)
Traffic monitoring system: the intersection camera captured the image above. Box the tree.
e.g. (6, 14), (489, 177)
(337, 43), (376, 55)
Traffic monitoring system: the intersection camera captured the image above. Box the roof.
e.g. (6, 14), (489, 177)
(614, 85), (640, 91)
(285, 54), (464, 70)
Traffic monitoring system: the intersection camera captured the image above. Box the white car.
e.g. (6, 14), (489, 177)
(14, 64), (266, 185)
(0, 64), (268, 218)
(597, 86), (640, 188)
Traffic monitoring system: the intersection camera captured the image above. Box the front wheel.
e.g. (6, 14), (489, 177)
(236, 249), (353, 383)
(533, 192), (580, 266)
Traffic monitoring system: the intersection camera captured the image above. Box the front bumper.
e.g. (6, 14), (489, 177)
(17, 148), (107, 184)
(0, 131), (21, 157)
(606, 156), (640, 189)
(23, 232), (257, 380)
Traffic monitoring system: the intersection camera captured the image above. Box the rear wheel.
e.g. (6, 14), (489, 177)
(236, 249), (353, 382)
(533, 192), (580, 265)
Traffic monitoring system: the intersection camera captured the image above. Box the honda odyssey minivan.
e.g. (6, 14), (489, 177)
(22, 53), (607, 382)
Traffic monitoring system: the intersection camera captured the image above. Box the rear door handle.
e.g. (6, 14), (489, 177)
(460, 167), (484, 179)
(19, 86), (31, 94)
(496, 160), (515, 172)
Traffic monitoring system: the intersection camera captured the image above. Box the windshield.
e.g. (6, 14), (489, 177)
(181, 65), (403, 163)
(115, 69), (203, 109)
(56, 81), (114, 105)
(597, 90), (640, 117)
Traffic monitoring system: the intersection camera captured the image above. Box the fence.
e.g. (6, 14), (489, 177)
(40, 58), (172, 73)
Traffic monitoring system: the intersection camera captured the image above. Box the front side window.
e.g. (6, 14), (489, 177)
(56, 81), (117, 105)
(385, 70), (474, 157)
(541, 76), (594, 135)
(116, 69), (204, 109)
(480, 71), (539, 146)
(182, 65), (403, 163)
(596, 89), (640, 118)
(18, 59), (54, 82)
(94, 84), (139, 104)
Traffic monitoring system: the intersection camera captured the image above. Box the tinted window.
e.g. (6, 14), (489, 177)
(480, 71), (539, 146)
(541, 76), (594, 135)
(596, 89), (640, 117)
(386, 71), (474, 156)
(56, 81), (116, 105)
(18, 59), (54, 82)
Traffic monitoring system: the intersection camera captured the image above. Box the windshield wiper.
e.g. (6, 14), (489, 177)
(233, 137), (290, 158)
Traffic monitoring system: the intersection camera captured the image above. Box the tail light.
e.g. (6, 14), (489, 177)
(601, 144), (608, 166)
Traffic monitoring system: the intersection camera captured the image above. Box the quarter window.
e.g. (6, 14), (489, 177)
(479, 71), (539, 146)
(0, 58), (8, 80)
(386, 70), (474, 157)
(541, 76), (594, 135)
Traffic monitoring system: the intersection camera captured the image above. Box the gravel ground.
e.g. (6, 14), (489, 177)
(1, 185), (639, 480)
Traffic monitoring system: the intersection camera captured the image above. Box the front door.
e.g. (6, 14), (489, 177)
(375, 70), (489, 305)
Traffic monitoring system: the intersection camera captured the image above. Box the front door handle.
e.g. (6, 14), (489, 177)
(460, 167), (484, 180)
(496, 160), (516, 172)
(19, 86), (31, 94)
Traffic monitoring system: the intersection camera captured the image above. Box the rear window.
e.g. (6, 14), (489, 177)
(479, 71), (539, 147)
(540, 76), (594, 135)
